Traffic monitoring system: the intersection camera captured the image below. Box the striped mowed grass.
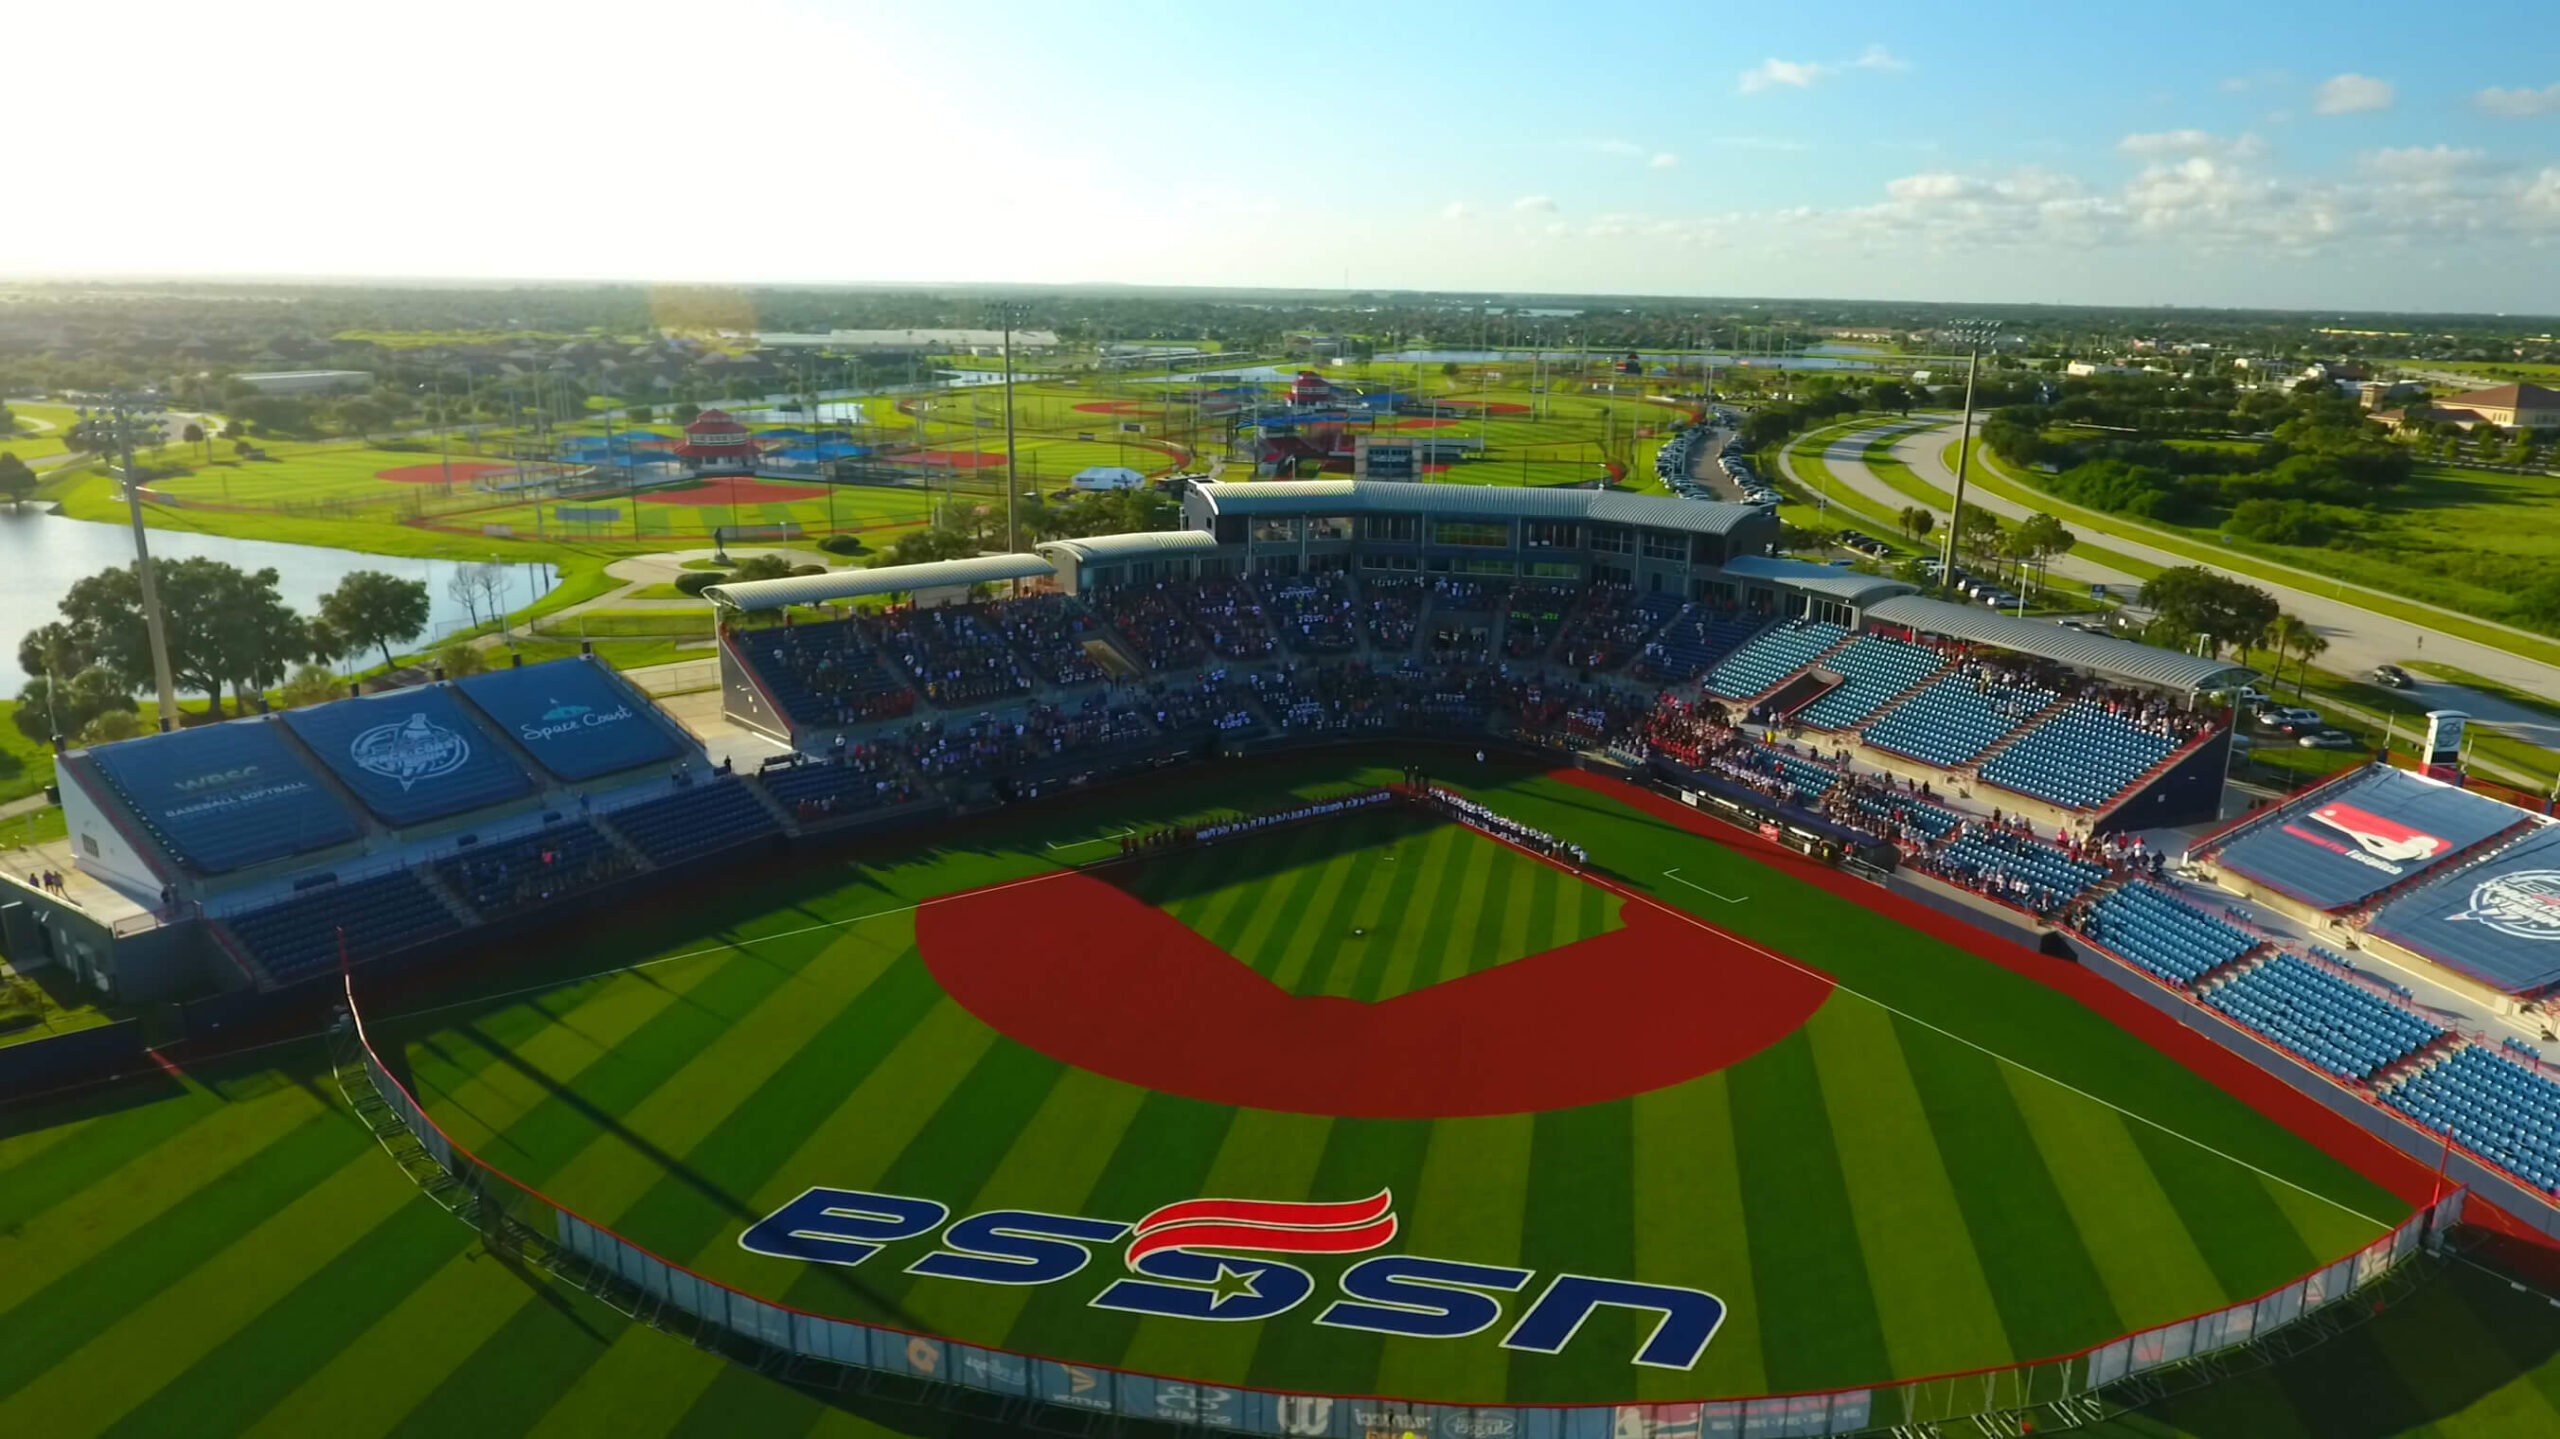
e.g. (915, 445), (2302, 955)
(0, 760), (2421, 1433)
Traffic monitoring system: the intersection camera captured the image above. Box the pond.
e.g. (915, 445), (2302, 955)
(0, 507), (555, 692)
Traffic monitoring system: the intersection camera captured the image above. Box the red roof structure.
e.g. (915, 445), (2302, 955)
(673, 408), (759, 460)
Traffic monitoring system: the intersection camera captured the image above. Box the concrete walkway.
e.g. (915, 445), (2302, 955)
(1791, 418), (2560, 759)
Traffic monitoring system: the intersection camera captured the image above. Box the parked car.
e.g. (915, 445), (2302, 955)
(2270, 706), (2323, 729)
(2299, 729), (2361, 750)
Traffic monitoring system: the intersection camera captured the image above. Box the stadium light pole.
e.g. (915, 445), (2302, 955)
(86, 393), (182, 732)
(1937, 320), (2000, 598)
(992, 301), (1026, 554)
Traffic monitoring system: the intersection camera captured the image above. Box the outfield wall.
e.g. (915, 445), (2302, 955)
(340, 888), (2457, 1439)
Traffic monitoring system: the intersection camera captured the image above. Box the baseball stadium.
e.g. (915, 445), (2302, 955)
(11, 473), (2560, 1439)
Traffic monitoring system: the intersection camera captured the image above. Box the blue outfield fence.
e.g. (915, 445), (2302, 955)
(341, 963), (2457, 1437)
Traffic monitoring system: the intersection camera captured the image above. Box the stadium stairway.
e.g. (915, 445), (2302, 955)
(735, 772), (804, 836)
(411, 865), (484, 929)
(1942, 691), (2076, 773)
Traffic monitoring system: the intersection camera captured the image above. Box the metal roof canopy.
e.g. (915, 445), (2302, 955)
(1718, 555), (1918, 607)
(1191, 479), (1764, 537)
(703, 554), (1054, 613)
(1863, 594), (2257, 694)
(1036, 530), (1224, 563)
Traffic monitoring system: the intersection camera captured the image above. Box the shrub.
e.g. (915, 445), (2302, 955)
(673, 570), (728, 596)
(819, 534), (868, 556)
(788, 563), (827, 577)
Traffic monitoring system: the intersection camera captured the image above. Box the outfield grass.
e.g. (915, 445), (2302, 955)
(0, 752), (2477, 1434)
(0, 702), (56, 805)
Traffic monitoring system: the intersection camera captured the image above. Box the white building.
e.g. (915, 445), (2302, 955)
(236, 370), (373, 396)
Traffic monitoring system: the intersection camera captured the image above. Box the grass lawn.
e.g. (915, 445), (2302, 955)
(532, 607), (715, 638)
(0, 702), (56, 805)
(0, 962), (109, 1049)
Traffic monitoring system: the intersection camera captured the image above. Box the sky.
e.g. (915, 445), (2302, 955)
(9, 0), (2559, 313)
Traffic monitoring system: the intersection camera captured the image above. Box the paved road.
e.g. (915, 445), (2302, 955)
(1785, 420), (2560, 766)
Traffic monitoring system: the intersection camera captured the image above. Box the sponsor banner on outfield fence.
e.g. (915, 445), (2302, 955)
(1035, 1359), (1113, 1413)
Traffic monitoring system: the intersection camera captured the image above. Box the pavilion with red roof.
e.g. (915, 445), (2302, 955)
(673, 409), (760, 470)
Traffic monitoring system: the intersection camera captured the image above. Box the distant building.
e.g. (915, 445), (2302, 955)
(2063, 361), (2131, 378)
(2356, 380), (2426, 410)
(2431, 383), (2560, 431)
(753, 329), (1059, 356)
(236, 370), (372, 396)
(672, 409), (759, 469)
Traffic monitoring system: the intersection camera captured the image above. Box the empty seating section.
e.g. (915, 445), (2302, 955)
(1268, 577), (1359, 653)
(2205, 953), (2442, 1080)
(1928, 830), (2107, 914)
(227, 870), (459, 981)
(879, 607), (1032, 705)
(1704, 620), (1846, 700)
(2078, 881), (2256, 985)
(1636, 607), (1767, 684)
(992, 595), (1107, 685)
(85, 722), (361, 875)
(1861, 674), (2056, 766)
(2383, 1047), (2560, 1194)
(433, 822), (628, 917)
(608, 781), (779, 864)
(1796, 635), (1945, 730)
(732, 621), (915, 728)
(1978, 702), (2178, 810)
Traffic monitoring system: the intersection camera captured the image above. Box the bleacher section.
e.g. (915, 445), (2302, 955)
(1268, 577), (1359, 654)
(1860, 674), (2056, 766)
(1635, 606), (1767, 685)
(2205, 953), (2444, 1080)
(729, 620), (916, 730)
(1795, 634), (1944, 730)
(759, 753), (918, 821)
(1851, 791), (1961, 842)
(991, 595), (1108, 686)
(2366, 824), (2560, 998)
(280, 685), (533, 828)
(1703, 620), (1845, 701)
(607, 781), (780, 864)
(86, 720), (361, 875)
(225, 870), (459, 981)
(2383, 1046), (2560, 1194)
(2208, 764), (2525, 912)
(458, 660), (683, 782)
(879, 606), (1033, 706)
(1929, 829), (2107, 913)
(2078, 880), (2257, 985)
(1978, 702), (2178, 811)
(433, 822), (628, 918)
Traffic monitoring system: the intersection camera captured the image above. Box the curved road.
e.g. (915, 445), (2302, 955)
(1786, 419), (2560, 758)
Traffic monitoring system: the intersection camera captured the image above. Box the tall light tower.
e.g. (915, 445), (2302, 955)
(1937, 320), (2000, 598)
(83, 393), (182, 731)
(991, 301), (1027, 553)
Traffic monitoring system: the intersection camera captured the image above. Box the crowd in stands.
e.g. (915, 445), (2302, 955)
(1917, 825), (2110, 917)
(435, 822), (629, 917)
(732, 621), (917, 728)
(1502, 584), (1575, 660)
(898, 695), (1161, 781)
(1269, 576), (1360, 653)
(1193, 580), (1277, 659)
(1135, 672), (1258, 737)
(1556, 587), (1681, 672)
(761, 741), (921, 822)
(992, 594), (1107, 686)
(1094, 582), (1207, 671)
(879, 606), (1033, 706)
(1361, 577), (1424, 652)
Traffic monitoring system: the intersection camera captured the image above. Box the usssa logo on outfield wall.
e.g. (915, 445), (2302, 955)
(741, 1187), (1725, 1371)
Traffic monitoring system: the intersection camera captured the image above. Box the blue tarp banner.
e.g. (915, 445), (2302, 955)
(2218, 767), (2522, 909)
(2369, 823), (2560, 995)
(281, 686), (532, 827)
(456, 660), (679, 781)
(89, 720), (362, 873)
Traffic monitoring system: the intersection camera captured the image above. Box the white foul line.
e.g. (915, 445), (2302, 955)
(1661, 868), (1748, 903)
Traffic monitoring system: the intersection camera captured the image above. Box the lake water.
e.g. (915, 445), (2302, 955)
(0, 507), (554, 691)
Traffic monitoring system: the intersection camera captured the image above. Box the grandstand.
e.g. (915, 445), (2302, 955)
(1977, 702), (2182, 811)
(1860, 673), (2057, 766)
(2383, 1046), (2560, 1195)
(1795, 633), (1944, 730)
(2195, 763), (2530, 920)
(2077, 880), (2259, 986)
(1705, 619), (1847, 700)
(2204, 952), (2444, 1081)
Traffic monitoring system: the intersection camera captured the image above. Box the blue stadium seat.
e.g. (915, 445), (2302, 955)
(2382, 1046), (2560, 1194)
(226, 870), (459, 982)
(607, 781), (780, 864)
(1636, 607), (1770, 684)
(1861, 674), (2057, 767)
(1978, 702), (2180, 811)
(2076, 881), (2257, 986)
(1796, 635), (1946, 730)
(731, 619), (916, 730)
(1703, 620), (1846, 700)
(2204, 953), (2444, 1080)
(1926, 829), (2107, 913)
(432, 822), (626, 917)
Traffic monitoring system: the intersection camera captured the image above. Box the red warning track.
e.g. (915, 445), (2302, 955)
(1432, 400), (1532, 415)
(375, 461), (519, 484)
(639, 476), (829, 506)
(919, 863), (1832, 1119)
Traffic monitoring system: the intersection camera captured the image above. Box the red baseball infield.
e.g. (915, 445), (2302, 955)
(375, 461), (519, 484)
(1072, 400), (1156, 415)
(639, 476), (829, 506)
(919, 864), (1833, 1119)
(1433, 400), (1533, 415)
(888, 449), (1010, 469)
(1560, 770), (2445, 1209)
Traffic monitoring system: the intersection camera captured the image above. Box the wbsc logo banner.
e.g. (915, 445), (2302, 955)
(739, 1187), (1726, 1375)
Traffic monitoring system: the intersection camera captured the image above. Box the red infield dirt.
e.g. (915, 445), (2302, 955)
(638, 475), (830, 506)
(1561, 770), (2445, 1208)
(374, 461), (520, 484)
(1072, 400), (1155, 415)
(1433, 400), (1533, 415)
(1392, 417), (1459, 430)
(919, 864), (1833, 1119)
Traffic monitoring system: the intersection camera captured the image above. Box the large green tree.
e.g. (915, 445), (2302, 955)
(2138, 566), (2279, 657)
(318, 570), (432, 672)
(10, 667), (137, 745)
(38, 558), (312, 717)
(0, 452), (35, 506)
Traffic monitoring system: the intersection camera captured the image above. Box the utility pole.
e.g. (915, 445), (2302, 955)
(89, 393), (182, 731)
(994, 302), (1025, 553)
(1939, 320), (1999, 598)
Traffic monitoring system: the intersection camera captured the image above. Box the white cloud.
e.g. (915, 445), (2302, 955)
(2118, 129), (2264, 158)
(1513, 194), (1559, 214)
(1851, 44), (1908, 73)
(2477, 83), (2560, 118)
(1440, 200), (1475, 222)
(1649, 152), (1679, 169)
(2360, 145), (2496, 181)
(1739, 58), (1829, 93)
(2525, 168), (2560, 214)
(2313, 73), (2395, 115)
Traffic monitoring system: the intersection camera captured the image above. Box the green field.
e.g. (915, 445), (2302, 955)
(0, 756), (2442, 1436)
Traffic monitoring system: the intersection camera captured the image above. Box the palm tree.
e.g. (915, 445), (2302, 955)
(2264, 613), (2329, 699)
